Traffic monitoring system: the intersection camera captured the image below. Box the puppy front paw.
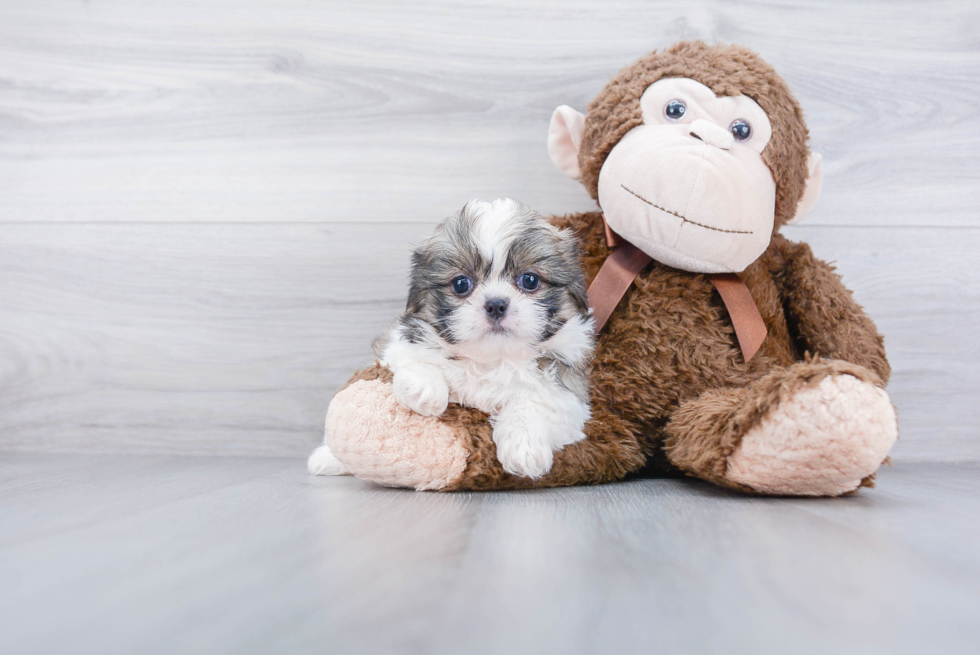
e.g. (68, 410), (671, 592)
(392, 365), (449, 416)
(547, 419), (589, 450)
(493, 424), (554, 479)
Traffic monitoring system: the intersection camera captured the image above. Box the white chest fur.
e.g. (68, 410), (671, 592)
(442, 355), (546, 415)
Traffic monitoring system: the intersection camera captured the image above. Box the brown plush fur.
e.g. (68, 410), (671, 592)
(663, 355), (884, 492)
(333, 42), (892, 494)
(508, 210), (888, 492)
(579, 41), (811, 229)
(343, 360), (646, 492)
(344, 206), (890, 493)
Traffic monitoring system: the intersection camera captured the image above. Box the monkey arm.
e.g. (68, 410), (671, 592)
(771, 236), (891, 384)
(324, 362), (646, 491)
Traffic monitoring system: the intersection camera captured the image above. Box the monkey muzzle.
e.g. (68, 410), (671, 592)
(597, 125), (777, 274)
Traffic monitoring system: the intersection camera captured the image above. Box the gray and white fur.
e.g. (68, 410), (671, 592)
(373, 198), (595, 478)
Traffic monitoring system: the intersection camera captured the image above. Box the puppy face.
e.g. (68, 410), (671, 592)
(404, 199), (590, 356)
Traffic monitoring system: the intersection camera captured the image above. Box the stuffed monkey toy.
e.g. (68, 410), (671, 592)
(316, 41), (898, 496)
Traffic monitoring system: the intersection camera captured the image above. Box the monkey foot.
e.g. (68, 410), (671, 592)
(725, 374), (898, 496)
(322, 378), (469, 491)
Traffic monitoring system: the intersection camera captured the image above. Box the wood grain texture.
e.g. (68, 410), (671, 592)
(0, 0), (978, 226)
(0, 0), (977, 461)
(0, 222), (423, 456)
(2, 454), (979, 655)
(0, 222), (976, 460)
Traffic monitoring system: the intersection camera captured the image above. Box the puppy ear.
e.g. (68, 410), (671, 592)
(548, 106), (586, 179)
(552, 227), (589, 306)
(786, 152), (823, 224)
(553, 226), (579, 253)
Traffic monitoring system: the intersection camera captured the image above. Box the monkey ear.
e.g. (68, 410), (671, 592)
(548, 105), (586, 179)
(786, 152), (824, 224)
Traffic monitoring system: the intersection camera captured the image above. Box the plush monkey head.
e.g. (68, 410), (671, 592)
(548, 41), (823, 274)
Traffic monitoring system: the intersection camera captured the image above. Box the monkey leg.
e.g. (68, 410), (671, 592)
(663, 358), (898, 496)
(320, 362), (645, 491)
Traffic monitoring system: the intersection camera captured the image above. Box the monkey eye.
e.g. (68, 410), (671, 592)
(451, 276), (473, 296)
(664, 99), (687, 121)
(729, 119), (752, 141)
(517, 272), (541, 292)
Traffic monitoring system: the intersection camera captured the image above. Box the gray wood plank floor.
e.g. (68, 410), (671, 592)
(2, 454), (978, 655)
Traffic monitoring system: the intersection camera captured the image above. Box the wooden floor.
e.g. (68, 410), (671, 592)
(2, 454), (978, 655)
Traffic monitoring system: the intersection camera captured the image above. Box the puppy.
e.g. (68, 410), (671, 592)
(309, 198), (594, 479)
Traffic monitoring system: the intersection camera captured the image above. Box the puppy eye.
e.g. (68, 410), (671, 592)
(451, 276), (473, 296)
(729, 119), (751, 141)
(664, 99), (686, 121)
(517, 272), (540, 292)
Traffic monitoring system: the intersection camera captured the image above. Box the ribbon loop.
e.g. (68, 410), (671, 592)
(586, 216), (767, 362)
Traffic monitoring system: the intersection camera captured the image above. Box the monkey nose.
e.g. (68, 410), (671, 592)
(484, 297), (509, 320)
(688, 119), (734, 150)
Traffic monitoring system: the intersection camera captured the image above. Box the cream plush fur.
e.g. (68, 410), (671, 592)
(725, 375), (898, 496)
(550, 78), (826, 273)
(318, 379), (469, 491)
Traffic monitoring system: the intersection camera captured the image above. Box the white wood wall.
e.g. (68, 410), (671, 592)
(1, 0), (977, 461)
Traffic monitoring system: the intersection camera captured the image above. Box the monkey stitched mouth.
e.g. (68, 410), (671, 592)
(620, 185), (753, 235)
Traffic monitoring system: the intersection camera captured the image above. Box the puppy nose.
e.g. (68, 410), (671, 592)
(484, 297), (509, 320)
(688, 118), (734, 150)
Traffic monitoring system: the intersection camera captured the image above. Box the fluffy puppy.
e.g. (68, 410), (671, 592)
(309, 198), (594, 479)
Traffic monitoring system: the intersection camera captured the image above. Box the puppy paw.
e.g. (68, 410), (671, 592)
(308, 444), (350, 476)
(544, 393), (591, 449)
(493, 424), (554, 479)
(547, 421), (589, 450)
(392, 365), (449, 416)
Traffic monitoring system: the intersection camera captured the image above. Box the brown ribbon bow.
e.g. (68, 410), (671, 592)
(586, 217), (768, 362)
